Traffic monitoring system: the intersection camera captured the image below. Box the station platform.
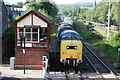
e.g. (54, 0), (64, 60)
(0, 66), (43, 78)
(15, 65), (42, 70)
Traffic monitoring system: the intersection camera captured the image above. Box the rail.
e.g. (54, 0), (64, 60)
(83, 52), (106, 80)
(83, 42), (119, 80)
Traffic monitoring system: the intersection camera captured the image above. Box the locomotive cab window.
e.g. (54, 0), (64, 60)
(66, 46), (77, 50)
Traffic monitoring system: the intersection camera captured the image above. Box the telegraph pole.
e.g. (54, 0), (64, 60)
(107, 5), (110, 39)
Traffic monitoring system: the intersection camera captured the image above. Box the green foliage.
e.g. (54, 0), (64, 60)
(110, 2), (118, 25)
(57, 2), (93, 14)
(118, 1), (120, 29)
(27, 2), (44, 11)
(76, 21), (103, 44)
(50, 24), (57, 44)
(98, 2), (108, 24)
(77, 21), (119, 62)
(96, 43), (118, 61)
(57, 1), (120, 30)
(12, 2), (23, 8)
(94, 27), (107, 37)
(80, 2), (119, 26)
(82, 8), (97, 21)
(26, 2), (58, 19)
(14, 16), (21, 21)
(107, 33), (120, 47)
(94, 28), (120, 61)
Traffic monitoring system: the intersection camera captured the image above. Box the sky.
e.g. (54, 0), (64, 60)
(4, 0), (101, 4)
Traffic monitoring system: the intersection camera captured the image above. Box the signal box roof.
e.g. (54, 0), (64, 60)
(12, 10), (52, 26)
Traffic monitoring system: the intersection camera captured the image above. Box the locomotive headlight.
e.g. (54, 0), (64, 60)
(66, 47), (69, 49)
(60, 59), (66, 63)
(75, 47), (77, 49)
(77, 60), (83, 63)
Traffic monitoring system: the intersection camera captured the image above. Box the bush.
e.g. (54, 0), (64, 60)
(96, 43), (118, 61)
(107, 33), (120, 47)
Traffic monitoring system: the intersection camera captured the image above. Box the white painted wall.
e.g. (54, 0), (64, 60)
(16, 13), (48, 48)
(33, 14), (47, 27)
(17, 43), (32, 47)
(17, 14), (32, 27)
(17, 14), (48, 27)
(24, 43), (32, 47)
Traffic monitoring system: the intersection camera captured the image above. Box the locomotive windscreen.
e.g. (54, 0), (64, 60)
(66, 46), (77, 50)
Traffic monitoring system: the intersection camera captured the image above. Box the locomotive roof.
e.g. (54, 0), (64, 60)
(58, 24), (72, 31)
(60, 32), (82, 41)
(60, 30), (79, 36)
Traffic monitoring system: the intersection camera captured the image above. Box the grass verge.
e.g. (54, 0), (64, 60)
(76, 21), (120, 62)
(94, 27), (107, 37)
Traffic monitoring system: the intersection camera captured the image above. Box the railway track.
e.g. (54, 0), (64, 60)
(83, 42), (120, 80)
(48, 21), (120, 80)
(49, 37), (120, 80)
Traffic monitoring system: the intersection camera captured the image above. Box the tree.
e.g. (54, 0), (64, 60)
(26, 2), (58, 19)
(118, 1), (120, 31)
(13, 2), (23, 8)
(108, 33), (120, 47)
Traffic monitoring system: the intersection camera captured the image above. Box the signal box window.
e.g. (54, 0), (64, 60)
(17, 28), (47, 47)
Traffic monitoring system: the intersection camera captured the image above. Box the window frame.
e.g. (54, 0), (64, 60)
(16, 26), (48, 48)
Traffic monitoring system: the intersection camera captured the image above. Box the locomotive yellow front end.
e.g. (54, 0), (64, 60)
(60, 40), (82, 66)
